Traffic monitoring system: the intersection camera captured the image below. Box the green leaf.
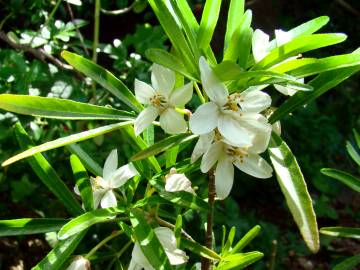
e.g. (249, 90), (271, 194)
(354, 129), (360, 149)
(333, 254), (360, 270)
(31, 230), (86, 270)
(268, 133), (319, 253)
(165, 145), (179, 168)
(131, 133), (198, 161)
(321, 168), (360, 193)
(237, 27), (253, 69)
(58, 207), (125, 240)
(145, 49), (198, 81)
(252, 34), (347, 70)
(197, 0), (222, 51)
(66, 143), (103, 176)
(0, 94), (134, 120)
(216, 251), (264, 270)
(230, 225), (261, 254)
(14, 123), (83, 216)
(269, 64), (360, 124)
(0, 218), (67, 236)
(70, 154), (93, 211)
(61, 51), (142, 112)
(346, 141), (360, 166)
(222, 226), (236, 256)
(130, 209), (172, 269)
(224, 0), (245, 49)
(224, 10), (252, 63)
(149, 178), (210, 211)
(175, 215), (182, 247)
(320, 227), (360, 239)
(181, 238), (221, 261)
(3, 121), (132, 167)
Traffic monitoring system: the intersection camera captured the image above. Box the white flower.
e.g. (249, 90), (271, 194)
(252, 29), (304, 96)
(134, 64), (193, 135)
(165, 168), (195, 194)
(74, 149), (138, 209)
(199, 131), (273, 200)
(189, 57), (272, 147)
(66, 256), (90, 270)
(129, 227), (188, 270)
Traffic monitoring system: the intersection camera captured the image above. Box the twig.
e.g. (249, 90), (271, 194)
(201, 170), (216, 270)
(335, 0), (360, 16)
(0, 12), (13, 31)
(155, 215), (195, 241)
(269, 240), (278, 270)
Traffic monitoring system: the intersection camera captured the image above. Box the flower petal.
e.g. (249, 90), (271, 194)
(103, 149), (118, 181)
(274, 78), (304, 96)
(110, 163), (138, 188)
(249, 127), (272, 154)
(151, 64), (175, 98)
(252, 29), (270, 63)
(134, 106), (159, 136)
(66, 257), (90, 270)
(215, 156), (234, 200)
(100, 190), (117, 208)
(218, 114), (253, 147)
(191, 131), (215, 163)
(275, 29), (292, 47)
(135, 79), (156, 104)
(189, 102), (219, 135)
(165, 172), (195, 194)
(159, 108), (187, 134)
(199, 57), (228, 105)
(130, 242), (154, 270)
(200, 141), (223, 173)
(239, 90), (271, 113)
(73, 185), (80, 196)
(93, 189), (104, 209)
(169, 82), (193, 107)
(234, 154), (273, 178)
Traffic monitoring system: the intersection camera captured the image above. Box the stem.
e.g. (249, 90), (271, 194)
(85, 230), (123, 259)
(269, 239), (278, 270)
(0, 12), (13, 31)
(92, 0), (101, 64)
(116, 240), (133, 258)
(194, 82), (206, 104)
(201, 170), (216, 270)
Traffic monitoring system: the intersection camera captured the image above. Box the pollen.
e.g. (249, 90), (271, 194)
(150, 93), (166, 107)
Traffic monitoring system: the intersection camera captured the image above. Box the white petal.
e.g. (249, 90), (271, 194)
(200, 141), (223, 173)
(199, 57), (228, 105)
(274, 78), (304, 96)
(249, 127), (272, 154)
(93, 189), (104, 209)
(234, 154), (273, 178)
(110, 163), (138, 188)
(252, 29), (270, 63)
(215, 156), (234, 200)
(135, 79), (156, 104)
(165, 173), (195, 194)
(134, 106), (159, 136)
(160, 108), (187, 134)
(131, 242), (154, 270)
(151, 64), (175, 98)
(218, 114), (253, 147)
(169, 82), (193, 107)
(73, 185), (80, 196)
(272, 121), (281, 135)
(128, 259), (144, 270)
(100, 190), (117, 208)
(240, 113), (272, 134)
(191, 131), (215, 163)
(239, 90), (271, 113)
(189, 102), (219, 135)
(166, 248), (189, 265)
(66, 257), (90, 270)
(103, 149), (118, 181)
(275, 29), (292, 47)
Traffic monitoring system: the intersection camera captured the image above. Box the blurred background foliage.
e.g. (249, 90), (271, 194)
(0, 0), (359, 269)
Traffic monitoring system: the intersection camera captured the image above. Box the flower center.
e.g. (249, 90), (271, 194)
(226, 146), (249, 163)
(222, 94), (244, 112)
(150, 92), (167, 108)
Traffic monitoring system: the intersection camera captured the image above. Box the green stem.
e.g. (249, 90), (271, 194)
(0, 12), (13, 31)
(85, 230), (123, 259)
(194, 82), (206, 104)
(92, 0), (101, 64)
(116, 239), (133, 258)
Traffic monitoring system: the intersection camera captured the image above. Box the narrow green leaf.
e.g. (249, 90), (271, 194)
(222, 226), (236, 256)
(61, 51), (142, 112)
(0, 218), (67, 236)
(230, 225), (261, 254)
(224, 0), (245, 49)
(252, 34), (347, 70)
(269, 58), (319, 73)
(321, 168), (360, 193)
(224, 10), (252, 62)
(70, 154), (93, 211)
(131, 133), (198, 162)
(237, 27), (253, 69)
(354, 129), (360, 149)
(346, 141), (360, 166)
(58, 207), (125, 240)
(0, 94), (134, 120)
(165, 145), (179, 168)
(197, 0), (222, 51)
(181, 238), (221, 260)
(320, 227), (360, 239)
(333, 254), (360, 270)
(14, 123), (83, 216)
(3, 121), (132, 167)
(130, 209), (172, 269)
(175, 215), (183, 247)
(66, 143), (103, 176)
(150, 178), (210, 211)
(268, 133), (319, 253)
(31, 230), (86, 270)
(176, 0), (199, 32)
(217, 251), (264, 270)
(269, 64), (360, 123)
(145, 49), (198, 81)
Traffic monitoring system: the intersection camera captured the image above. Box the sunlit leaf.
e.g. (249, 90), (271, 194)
(181, 238), (221, 261)
(224, 0), (245, 49)
(321, 168), (360, 193)
(320, 227), (360, 239)
(216, 251), (264, 270)
(0, 219), (67, 236)
(230, 225), (261, 254)
(346, 141), (360, 166)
